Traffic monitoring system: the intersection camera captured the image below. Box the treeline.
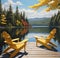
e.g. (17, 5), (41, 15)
(0, 5), (29, 27)
(49, 11), (60, 30)
(49, 11), (60, 43)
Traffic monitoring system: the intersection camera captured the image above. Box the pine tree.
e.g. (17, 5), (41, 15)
(26, 17), (28, 23)
(49, 16), (54, 30)
(57, 11), (60, 26)
(23, 11), (25, 20)
(6, 4), (14, 25)
(49, 11), (60, 43)
(20, 11), (26, 20)
(0, 0), (2, 25)
(20, 12), (23, 19)
(14, 6), (22, 26)
(14, 6), (20, 25)
(15, 6), (20, 20)
(0, 0), (2, 15)
(3, 8), (6, 15)
(49, 11), (60, 29)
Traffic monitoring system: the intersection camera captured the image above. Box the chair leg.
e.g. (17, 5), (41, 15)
(3, 46), (11, 54)
(49, 42), (57, 47)
(36, 40), (38, 47)
(10, 46), (24, 58)
(24, 42), (26, 52)
(38, 41), (52, 49)
(44, 44), (52, 49)
(10, 49), (20, 58)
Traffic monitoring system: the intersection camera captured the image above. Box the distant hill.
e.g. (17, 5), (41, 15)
(28, 18), (51, 26)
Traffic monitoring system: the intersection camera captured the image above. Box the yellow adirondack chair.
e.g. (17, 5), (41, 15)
(1, 31), (28, 58)
(34, 28), (57, 49)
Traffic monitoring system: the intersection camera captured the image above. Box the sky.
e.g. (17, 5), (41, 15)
(2, 0), (59, 18)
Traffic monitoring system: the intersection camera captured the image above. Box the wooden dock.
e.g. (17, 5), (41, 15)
(0, 42), (60, 58)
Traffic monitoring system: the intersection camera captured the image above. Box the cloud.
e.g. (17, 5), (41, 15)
(39, 9), (59, 18)
(16, 1), (23, 6)
(19, 9), (37, 18)
(8, 0), (23, 5)
(2, 0), (23, 10)
(18, 8), (59, 18)
(8, 0), (15, 5)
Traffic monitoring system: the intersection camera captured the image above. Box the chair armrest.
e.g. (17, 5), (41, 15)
(34, 36), (44, 39)
(34, 36), (39, 39)
(21, 39), (28, 43)
(4, 38), (20, 44)
(12, 38), (20, 42)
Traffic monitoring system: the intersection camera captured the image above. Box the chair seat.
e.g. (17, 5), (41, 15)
(16, 43), (24, 49)
(12, 42), (24, 49)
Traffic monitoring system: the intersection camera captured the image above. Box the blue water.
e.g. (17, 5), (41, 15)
(25, 33), (60, 52)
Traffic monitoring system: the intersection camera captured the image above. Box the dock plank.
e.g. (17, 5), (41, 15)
(23, 42), (60, 58)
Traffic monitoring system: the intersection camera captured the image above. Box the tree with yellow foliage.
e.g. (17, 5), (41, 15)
(1, 15), (7, 25)
(29, 0), (60, 12)
(46, 0), (60, 11)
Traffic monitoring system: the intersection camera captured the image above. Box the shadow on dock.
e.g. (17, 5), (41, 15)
(1, 51), (28, 58)
(38, 45), (58, 52)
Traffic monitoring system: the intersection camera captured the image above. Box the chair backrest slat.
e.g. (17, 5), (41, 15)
(46, 28), (56, 43)
(2, 31), (13, 45)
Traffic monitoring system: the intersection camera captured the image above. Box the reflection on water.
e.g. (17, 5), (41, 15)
(29, 26), (49, 33)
